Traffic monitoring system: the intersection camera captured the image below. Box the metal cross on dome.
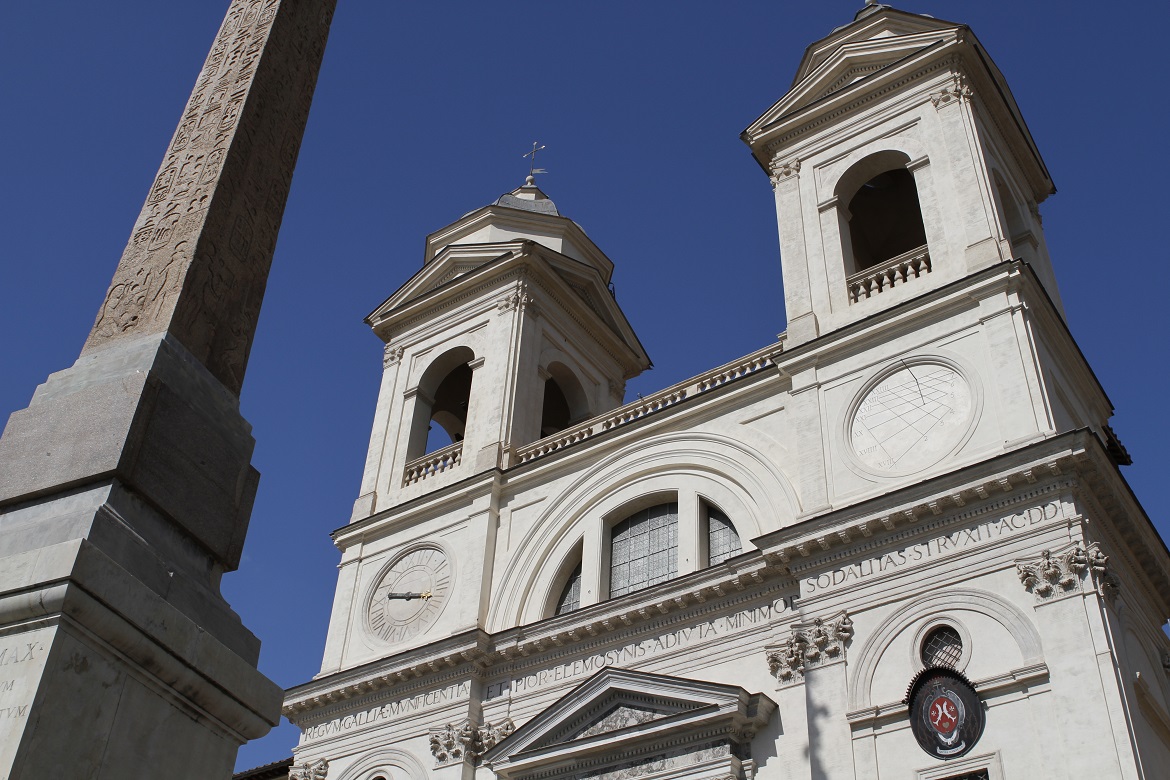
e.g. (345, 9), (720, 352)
(523, 141), (547, 178)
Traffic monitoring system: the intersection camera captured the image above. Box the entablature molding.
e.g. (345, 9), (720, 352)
(845, 661), (1049, 732)
(283, 563), (798, 726)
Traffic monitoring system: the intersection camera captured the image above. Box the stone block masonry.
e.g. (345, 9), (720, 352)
(0, 1), (337, 777)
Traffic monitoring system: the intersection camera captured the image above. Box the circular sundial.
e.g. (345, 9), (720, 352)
(367, 546), (451, 644)
(848, 361), (973, 475)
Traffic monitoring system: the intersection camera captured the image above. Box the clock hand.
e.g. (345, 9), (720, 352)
(386, 591), (433, 600)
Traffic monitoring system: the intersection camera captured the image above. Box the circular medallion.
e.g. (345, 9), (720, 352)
(367, 546), (451, 644)
(848, 360), (974, 475)
(907, 668), (985, 759)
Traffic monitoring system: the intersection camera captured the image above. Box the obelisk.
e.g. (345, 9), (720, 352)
(0, 1), (336, 777)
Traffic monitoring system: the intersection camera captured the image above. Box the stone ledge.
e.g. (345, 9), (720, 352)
(0, 537), (281, 738)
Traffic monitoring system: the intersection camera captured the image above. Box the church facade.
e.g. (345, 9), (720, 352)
(281, 7), (1170, 780)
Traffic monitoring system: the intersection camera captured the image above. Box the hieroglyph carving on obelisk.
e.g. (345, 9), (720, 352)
(0, 2), (337, 777)
(86, 0), (336, 395)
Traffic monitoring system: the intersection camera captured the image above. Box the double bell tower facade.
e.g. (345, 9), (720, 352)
(285, 6), (1170, 780)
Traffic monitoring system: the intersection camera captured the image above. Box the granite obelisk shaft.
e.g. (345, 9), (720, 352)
(86, 0), (334, 395)
(0, 1), (336, 777)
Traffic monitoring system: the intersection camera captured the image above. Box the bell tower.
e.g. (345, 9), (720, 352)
(350, 177), (650, 521)
(313, 180), (649, 677)
(743, 4), (1062, 348)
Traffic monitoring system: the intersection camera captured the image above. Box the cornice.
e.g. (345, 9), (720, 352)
(754, 43), (956, 161)
(283, 556), (793, 724)
(845, 661), (1048, 729)
(754, 431), (1089, 568)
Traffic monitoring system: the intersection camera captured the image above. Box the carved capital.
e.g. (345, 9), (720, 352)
(430, 719), (514, 766)
(769, 157), (801, 189)
(930, 74), (972, 109)
(1016, 541), (1117, 601)
(766, 611), (853, 686)
(289, 759), (329, 780)
(383, 343), (404, 368)
(497, 282), (538, 316)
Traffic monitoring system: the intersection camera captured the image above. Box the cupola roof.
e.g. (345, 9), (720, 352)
(491, 175), (560, 216)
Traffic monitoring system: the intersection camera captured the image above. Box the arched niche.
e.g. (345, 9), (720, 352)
(834, 149), (928, 274)
(991, 169), (1035, 263)
(407, 345), (475, 459)
(846, 587), (1043, 711)
(333, 748), (428, 780)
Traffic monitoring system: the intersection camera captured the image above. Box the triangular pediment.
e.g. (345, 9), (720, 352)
(364, 241), (650, 373)
(794, 7), (962, 85)
(482, 668), (776, 778)
(530, 690), (697, 751)
(745, 11), (963, 138)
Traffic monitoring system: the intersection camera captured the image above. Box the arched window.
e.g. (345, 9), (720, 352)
(541, 379), (571, 438)
(706, 505), (742, 566)
(992, 171), (1035, 264)
(836, 150), (929, 278)
(555, 562), (582, 615)
(427, 362), (472, 451)
(544, 494), (750, 617)
(846, 168), (927, 271)
(539, 362), (591, 439)
(407, 346), (475, 459)
(609, 503), (678, 598)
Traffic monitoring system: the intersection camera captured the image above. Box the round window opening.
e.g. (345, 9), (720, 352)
(921, 625), (963, 668)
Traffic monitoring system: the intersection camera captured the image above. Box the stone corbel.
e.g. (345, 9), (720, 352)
(765, 610), (854, 686)
(1015, 541), (1117, 601)
(289, 759), (329, 780)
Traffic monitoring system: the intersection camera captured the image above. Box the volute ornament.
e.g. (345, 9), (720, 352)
(768, 157), (801, 189)
(930, 74), (972, 109)
(383, 343), (404, 368)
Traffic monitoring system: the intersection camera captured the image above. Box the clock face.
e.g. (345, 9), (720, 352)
(849, 362), (973, 475)
(367, 546), (451, 644)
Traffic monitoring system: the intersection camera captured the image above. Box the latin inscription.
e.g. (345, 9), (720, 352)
(486, 597), (794, 700)
(803, 501), (1061, 595)
(300, 681), (470, 742)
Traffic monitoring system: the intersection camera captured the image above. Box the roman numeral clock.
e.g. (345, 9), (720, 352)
(367, 546), (452, 644)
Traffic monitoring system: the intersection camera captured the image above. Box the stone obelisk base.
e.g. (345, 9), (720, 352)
(0, 337), (282, 779)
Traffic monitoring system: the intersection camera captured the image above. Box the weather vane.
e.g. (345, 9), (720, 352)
(523, 141), (547, 180)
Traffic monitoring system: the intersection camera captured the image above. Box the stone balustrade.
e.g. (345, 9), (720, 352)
(513, 347), (777, 466)
(403, 442), (463, 486)
(847, 244), (930, 303)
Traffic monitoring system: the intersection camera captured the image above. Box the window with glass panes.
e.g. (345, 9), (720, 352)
(555, 562), (582, 615)
(707, 506), (742, 565)
(609, 503), (678, 597)
(921, 625), (963, 668)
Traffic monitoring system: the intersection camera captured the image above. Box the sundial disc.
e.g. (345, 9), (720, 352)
(849, 361), (973, 475)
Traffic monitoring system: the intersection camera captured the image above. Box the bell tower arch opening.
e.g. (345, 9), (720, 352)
(540, 361), (591, 439)
(408, 346), (476, 459)
(836, 150), (928, 275)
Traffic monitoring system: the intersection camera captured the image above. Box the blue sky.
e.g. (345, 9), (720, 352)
(2, 1), (1167, 771)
